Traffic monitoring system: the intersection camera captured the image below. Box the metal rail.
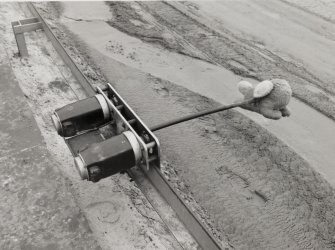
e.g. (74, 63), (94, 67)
(26, 3), (222, 250)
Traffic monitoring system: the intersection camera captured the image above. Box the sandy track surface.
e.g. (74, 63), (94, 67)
(107, 1), (335, 121)
(2, 1), (333, 249)
(31, 1), (335, 250)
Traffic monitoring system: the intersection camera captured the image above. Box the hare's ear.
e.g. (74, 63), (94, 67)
(254, 80), (274, 98)
(238, 81), (254, 97)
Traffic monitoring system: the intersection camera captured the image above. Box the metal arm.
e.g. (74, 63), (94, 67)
(150, 99), (253, 132)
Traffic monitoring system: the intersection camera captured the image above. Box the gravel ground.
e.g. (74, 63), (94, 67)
(32, 2), (335, 250)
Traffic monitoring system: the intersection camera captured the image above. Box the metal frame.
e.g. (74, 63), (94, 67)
(26, 3), (222, 249)
(96, 87), (153, 170)
(11, 17), (43, 57)
(97, 84), (161, 171)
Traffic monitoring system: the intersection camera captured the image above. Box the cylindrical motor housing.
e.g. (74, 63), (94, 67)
(51, 94), (110, 137)
(74, 131), (141, 182)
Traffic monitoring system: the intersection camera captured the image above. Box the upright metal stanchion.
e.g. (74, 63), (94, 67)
(11, 17), (43, 57)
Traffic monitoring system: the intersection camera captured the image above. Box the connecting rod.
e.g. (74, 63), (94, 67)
(150, 99), (253, 131)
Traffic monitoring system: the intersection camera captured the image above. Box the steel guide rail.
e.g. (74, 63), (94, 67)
(26, 2), (222, 250)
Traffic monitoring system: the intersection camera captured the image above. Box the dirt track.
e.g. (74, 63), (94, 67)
(3, 1), (334, 250)
(107, 1), (335, 120)
(32, 1), (335, 250)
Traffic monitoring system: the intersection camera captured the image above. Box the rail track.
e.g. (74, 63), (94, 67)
(26, 2), (223, 250)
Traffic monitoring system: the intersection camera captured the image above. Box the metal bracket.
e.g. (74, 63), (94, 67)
(11, 17), (43, 57)
(97, 84), (161, 171)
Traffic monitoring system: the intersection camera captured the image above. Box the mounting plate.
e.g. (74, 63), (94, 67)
(97, 84), (161, 171)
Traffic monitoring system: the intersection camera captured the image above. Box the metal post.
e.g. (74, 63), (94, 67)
(11, 18), (43, 57)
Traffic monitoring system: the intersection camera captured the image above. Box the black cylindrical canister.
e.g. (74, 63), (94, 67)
(74, 131), (141, 182)
(51, 94), (110, 137)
